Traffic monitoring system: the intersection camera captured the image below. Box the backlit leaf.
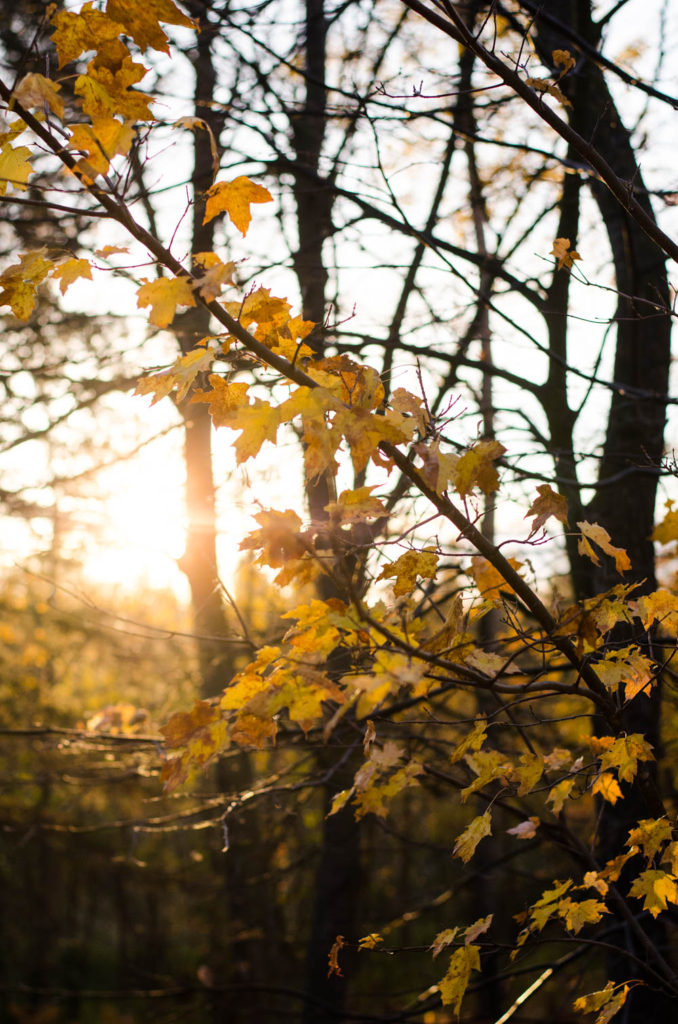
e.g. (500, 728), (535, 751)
(203, 176), (273, 235)
(0, 142), (32, 195)
(51, 257), (93, 295)
(577, 521), (631, 574)
(137, 276), (196, 327)
(377, 548), (439, 598)
(13, 73), (64, 120)
(525, 483), (568, 536)
(551, 237), (581, 268)
(453, 439), (506, 497)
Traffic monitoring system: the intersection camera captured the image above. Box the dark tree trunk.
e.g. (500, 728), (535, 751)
(289, 4), (363, 1020)
(533, 2), (673, 1015)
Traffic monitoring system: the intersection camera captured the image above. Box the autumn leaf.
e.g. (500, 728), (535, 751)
(464, 915), (493, 944)
(51, 258), (93, 295)
(107, 0), (198, 54)
(325, 486), (386, 524)
(577, 521), (631, 574)
(13, 73), (64, 120)
(635, 588), (678, 634)
(557, 896), (608, 934)
(0, 250), (53, 320)
(590, 733), (654, 784)
(0, 141), (32, 195)
(553, 49), (576, 77)
(551, 237), (581, 269)
(50, 5), (127, 68)
(203, 176), (273, 235)
(592, 773), (623, 805)
(629, 869), (678, 918)
(453, 809), (492, 862)
(573, 982), (629, 1024)
(69, 119), (135, 178)
(437, 944), (481, 1013)
(626, 818), (672, 862)
(137, 276), (196, 327)
(525, 483), (568, 537)
(377, 548), (439, 598)
(594, 644), (655, 702)
(526, 78), (572, 107)
(453, 439), (506, 497)
(327, 935), (345, 978)
(547, 778), (575, 815)
(430, 927), (459, 958)
(652, 499), (678, 545)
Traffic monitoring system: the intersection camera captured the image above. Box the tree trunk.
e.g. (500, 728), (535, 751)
(533, 3), (673, 1015)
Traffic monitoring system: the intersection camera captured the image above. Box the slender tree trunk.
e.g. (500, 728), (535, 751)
(289, 4), (363, 1020)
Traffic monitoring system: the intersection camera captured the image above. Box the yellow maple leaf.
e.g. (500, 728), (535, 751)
(525, 483), (569, 536)
(358, 933), (383, 950)
(192, 376), (250, 425)
(227, 399), (282, 463)
(51, 5), (127, 69)
(13, 73), (64, 120)
(137, 276), (196, 327)
(652, 499), (678, 545)
(547, 777), (575, 814)
(325, 486), (386, 524)
(69, 118), (135, 178)
(437, 944), (481, 1013)
(592, 733), (654, 783)
(635, 588), (678, 634)
(577, 521), (631, 574)
(453, 809), (492, 862)
(592, 772), (623, 805)
(453, 439), (506, 497)
(203, 176), (273, 235)
(51, 257), (93, 295)
(626, 818), (672, 861)
(0, 141), (32, 195)
(0, 250), (53, 320)
(377, 548), (439, 598)
(75, 55), (152, 125)
(594, 644), (655, 702)
(557, 896), (608, 934)
(573, 982), (629, 1024)
(192, 252), (236, 302)
(107, 0), (197, 54)
(551, 236), (581, 269)
(629, 869), (678, 918)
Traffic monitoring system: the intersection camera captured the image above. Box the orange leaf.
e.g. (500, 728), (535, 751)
(526, 483), (568, 536)
(551, 236), (581, 269)
(203, 176), (273, 235)
(577, 521), (631, 574)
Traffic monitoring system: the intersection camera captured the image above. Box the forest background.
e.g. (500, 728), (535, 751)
(2, 1), (678, 1023)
